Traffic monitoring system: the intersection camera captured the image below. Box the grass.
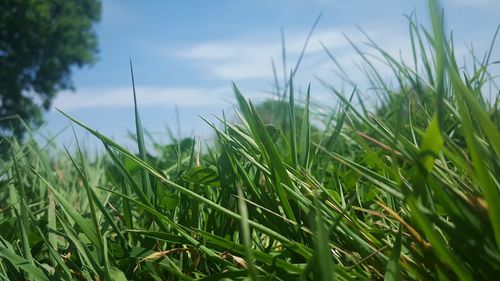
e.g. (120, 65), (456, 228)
(1, 0), (499, 280)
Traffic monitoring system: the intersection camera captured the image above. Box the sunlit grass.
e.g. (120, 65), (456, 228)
(1, 0), (499, 280)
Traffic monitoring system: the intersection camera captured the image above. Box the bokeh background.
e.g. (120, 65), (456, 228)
(39, 0), (500, 148)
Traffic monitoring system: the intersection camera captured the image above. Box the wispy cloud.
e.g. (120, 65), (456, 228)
(52, 86), (234, 111)
(59, 24), (415, 112)
(176, 28), (350, 61)
(66, 23), (447, 112)
(164, 21), (427, 86)
(167, 27), (365, 81)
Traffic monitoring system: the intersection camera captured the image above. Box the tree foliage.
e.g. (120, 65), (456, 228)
(0, 0), (101, 144)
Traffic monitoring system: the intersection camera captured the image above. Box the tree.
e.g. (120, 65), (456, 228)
(0, 0), (101, 149)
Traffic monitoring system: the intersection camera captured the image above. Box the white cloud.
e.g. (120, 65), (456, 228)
(297, 26), (413, 85)
(176, 28), (350, 61)
(52, 86), (232, 111)
(169, 22), (432, 86)
(212, 57), (273, 80)
(54, 23), (459, 114)
(175, 41), (280, 61)
(167, 26), (363, 81)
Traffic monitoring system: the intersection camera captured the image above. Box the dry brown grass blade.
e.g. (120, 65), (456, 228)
(219, 251), (249, 269)
(356, 131), (404, 159)
(376, 201), (431, 249)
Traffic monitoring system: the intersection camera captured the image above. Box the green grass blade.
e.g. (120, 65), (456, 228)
(64, 144), (102, 238)
(130, 59), (153, 201)
(236, 186), (260, 280)
(384, 226), (402, 281)
(10, 152), (32, 265)
(289, 72), (298, 168)
(0, 247), (49, 281)
(406, 196), (473, 281)
(233, 84), (298, 224)
(24, 202), (73, 280)
(57, 212), (104, 278)
(312, 197), (335, 281)
(28, 167), (103, 253)
(299, 84), (311, 168)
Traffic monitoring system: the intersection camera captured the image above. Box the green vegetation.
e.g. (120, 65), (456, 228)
(1, 0), (499, 280)
(0, 0), (101, 154)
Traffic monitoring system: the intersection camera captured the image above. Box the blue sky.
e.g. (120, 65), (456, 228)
(43, 0), (500, 149)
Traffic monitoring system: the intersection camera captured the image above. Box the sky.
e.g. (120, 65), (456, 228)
(43, 0), (500, 150)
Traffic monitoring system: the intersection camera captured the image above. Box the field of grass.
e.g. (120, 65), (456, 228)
(1, 1), (499, 280)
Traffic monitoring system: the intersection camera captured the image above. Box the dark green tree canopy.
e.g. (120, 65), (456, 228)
(0, 0), (101, 141)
